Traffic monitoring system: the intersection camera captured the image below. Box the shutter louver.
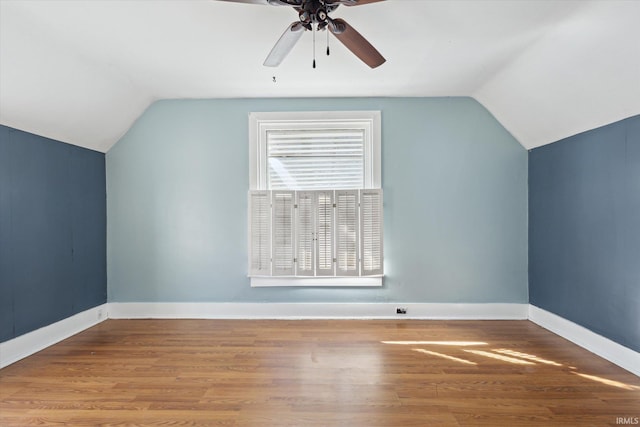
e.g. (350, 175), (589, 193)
(361, 189), (383, 276)
(248, 189), (383, 279)
(248, 191), (271, 276)
(296, 191), (315, 276)
(335, 190), (359, 276)
(272, 191), (295, 276)
(315, 190), (335, 276)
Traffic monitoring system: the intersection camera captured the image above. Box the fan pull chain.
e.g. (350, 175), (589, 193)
(327, 27), (330, 56)
(312, 24), (316, 69)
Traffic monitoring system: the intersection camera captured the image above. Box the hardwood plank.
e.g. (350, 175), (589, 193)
(1, 319), (638, 426)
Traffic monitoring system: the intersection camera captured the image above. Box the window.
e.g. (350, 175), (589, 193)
(248, 111), (383, 287)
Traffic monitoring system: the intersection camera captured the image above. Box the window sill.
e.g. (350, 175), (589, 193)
(250, 277), (383, 288)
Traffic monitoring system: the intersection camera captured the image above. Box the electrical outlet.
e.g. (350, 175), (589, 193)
(396, 307), (407, 315)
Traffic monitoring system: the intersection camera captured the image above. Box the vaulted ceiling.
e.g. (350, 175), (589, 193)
(1, 0), (638, 153)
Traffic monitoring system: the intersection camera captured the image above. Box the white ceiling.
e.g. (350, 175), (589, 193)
(1, 0), (638, 153)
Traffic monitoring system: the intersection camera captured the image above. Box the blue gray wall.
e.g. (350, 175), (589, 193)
(529, 115), (640, 352)
(6, 98), (636, 354)
(0, 125), (107, 343)
(106, 97), (528, 303)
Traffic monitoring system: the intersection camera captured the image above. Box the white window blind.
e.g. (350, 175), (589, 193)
(248, 189), (383, 279)
(267, 129), (365, 190)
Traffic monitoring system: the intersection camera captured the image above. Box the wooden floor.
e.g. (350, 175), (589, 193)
(1, 320), (638, 426)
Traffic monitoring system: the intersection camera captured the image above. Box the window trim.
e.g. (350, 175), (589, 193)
(248, 110), (383, 288)
(249, 110), (381, 191)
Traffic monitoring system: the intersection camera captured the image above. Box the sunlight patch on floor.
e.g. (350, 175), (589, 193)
(412, 348), (477, 365)
(381, 341), (487, 346)
(464, 349), (535, 365)
(493, 349), (563, 366)
(573, 372), (640, 391)
(381, 337), (639, 393)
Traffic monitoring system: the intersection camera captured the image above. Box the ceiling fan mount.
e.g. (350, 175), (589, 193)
(219, 0), (386, 68)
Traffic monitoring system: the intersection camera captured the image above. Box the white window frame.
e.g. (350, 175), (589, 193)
(248, 111), (382, 287)
(249, 111), (381, 191)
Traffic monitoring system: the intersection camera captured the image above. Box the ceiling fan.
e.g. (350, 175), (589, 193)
(218, 0), (386, 68)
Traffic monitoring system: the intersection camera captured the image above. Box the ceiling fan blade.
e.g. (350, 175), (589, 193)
(215, 0), (299, 6)
(264, 22), (305, 67)
(326, 0), (386, 6)
(328, 18), (385, 68)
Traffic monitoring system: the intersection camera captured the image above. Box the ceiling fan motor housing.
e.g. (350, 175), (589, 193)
(298, 0), (338, 26)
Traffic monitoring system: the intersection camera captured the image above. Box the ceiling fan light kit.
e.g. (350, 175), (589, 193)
(219, 0), (386, 68)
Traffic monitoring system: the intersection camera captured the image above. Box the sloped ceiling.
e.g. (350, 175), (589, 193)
(1, 0), (638, 153)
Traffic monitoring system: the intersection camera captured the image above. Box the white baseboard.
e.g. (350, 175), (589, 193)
(3, 303), (637, 378)
(108, 302), (529, 320)
(0, 304), (108, 369)
(529, 305), (640, 377)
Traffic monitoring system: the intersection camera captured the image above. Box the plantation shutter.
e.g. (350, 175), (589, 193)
(248, 191), (271, 276)
(361, 189), (383, 276)
(271, 191), (295, 276)
(335, 190), (359, 276)
(315, 190), (335, 276)
(266, 128), (365, 190)
(296, 191), (315, 276)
